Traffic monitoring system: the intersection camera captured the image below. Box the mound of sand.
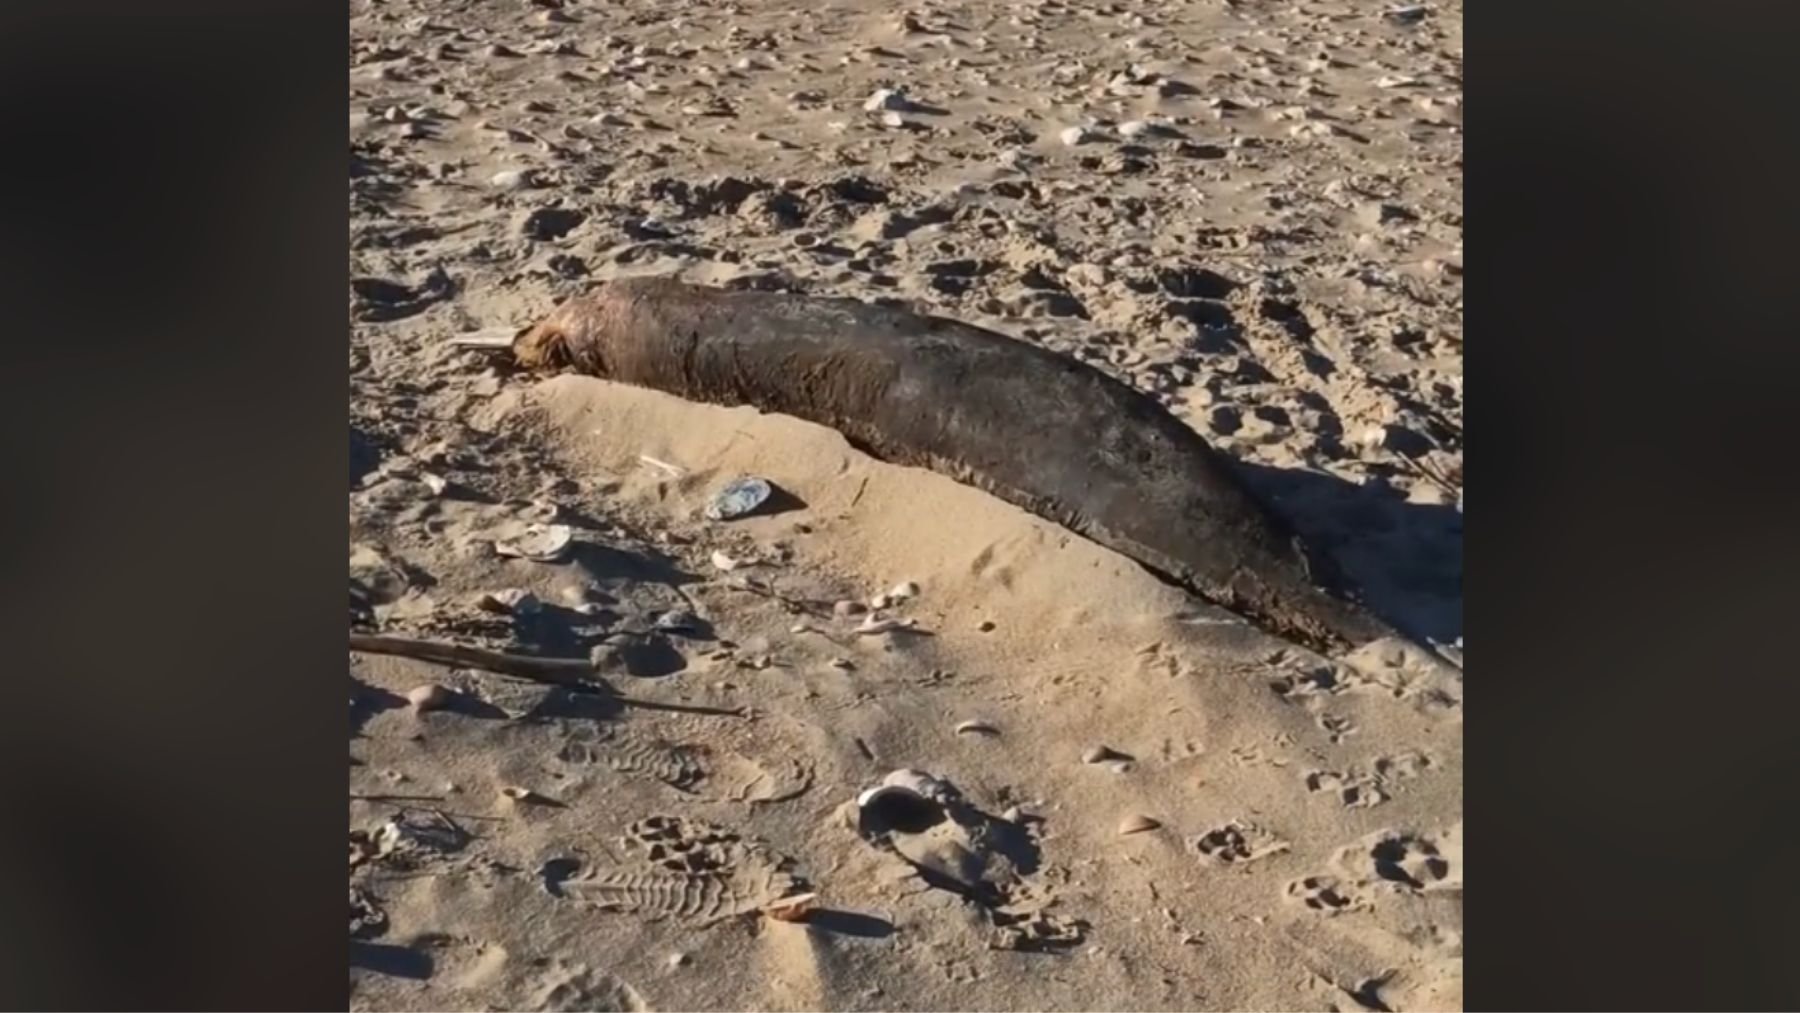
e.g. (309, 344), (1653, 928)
(349, 377), (1461, 1011)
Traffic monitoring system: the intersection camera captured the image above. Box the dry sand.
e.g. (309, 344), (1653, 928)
(349, 0), (1462, 1009)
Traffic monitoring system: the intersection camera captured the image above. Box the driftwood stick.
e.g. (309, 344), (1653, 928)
(447, 329), (518, 350)
(348, 633), (748, 718)
(349, 633), (594, 683)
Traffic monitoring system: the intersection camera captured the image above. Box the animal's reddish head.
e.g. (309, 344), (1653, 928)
(512, 319), (574, 370)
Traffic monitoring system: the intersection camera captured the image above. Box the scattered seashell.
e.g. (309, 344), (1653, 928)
(976, 620), (996, 632)
(863, 88), (907, 112)
(856, 768), (952, 810)
(667, 952), (690, 968)
(855, 615), (917, 636)
(1083, 744), (1126, 765)
(1060, 125), (1093, 146)
(829, 657), (854, 670)
(407, 684), (452, 712)
(419, 472), (449, 496)
(490, 168), (533, 190)
(887, 581), (919, 601)
(955, 720), (1000, 736)
(705, 476), (773, 520)
(494, 523), (574, 563)
(880, 110), (905, 128)
(501, 786), (554, 805)
(762, 892), (819, 923)
(833, 599), (868, 617)
(1118, 813), (1162, 835)
(710, 550), (740, 571)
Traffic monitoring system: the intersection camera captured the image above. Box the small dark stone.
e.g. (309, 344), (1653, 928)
(519, 206), (586, 240)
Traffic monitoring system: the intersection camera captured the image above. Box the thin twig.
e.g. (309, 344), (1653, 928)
(349, 633), (594, 684)
(349, 792), (447, 804)
(447, 330), (516, 350)
(347, 632), (749, 718)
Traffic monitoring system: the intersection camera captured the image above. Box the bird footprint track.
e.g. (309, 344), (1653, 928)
(1304, 750), (1435, 809)
(1287, 822), (1460, 914)
(526, 960), (649, 1013)
(1191, 820), (1291, 865)
(1285, 875), (1365, 915)
(1342, 828), (1455, 893)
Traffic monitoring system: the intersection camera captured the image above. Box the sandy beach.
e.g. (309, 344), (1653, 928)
(349, 0), (1462, 1008)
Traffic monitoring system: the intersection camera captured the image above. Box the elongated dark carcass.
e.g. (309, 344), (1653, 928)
(501, 276), (1406, 654)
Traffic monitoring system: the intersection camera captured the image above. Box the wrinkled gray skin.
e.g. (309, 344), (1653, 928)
(514, 277), (1401, 654)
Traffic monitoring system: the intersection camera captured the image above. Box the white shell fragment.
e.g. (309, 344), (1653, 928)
(494, 523), (574, 563)
(762, 892), (819, 922)
(705, 476), (773, 521)
(864, 88), (907, 112)
(856, 768), (953, 810)
(1082, 744), (1126, 764)
(855, 615), (917, 636)
(406, 684), (452, 712)
(955, 720), (1000, 736)
(711, 550), (741, 572)
(1118, 813), (1162, 836)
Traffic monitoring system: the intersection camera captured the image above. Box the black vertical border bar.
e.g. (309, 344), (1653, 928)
(1476, 0), (1800, 1009)
(0, 3), (347, 1009)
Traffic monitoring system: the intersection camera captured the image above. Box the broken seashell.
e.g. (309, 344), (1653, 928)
(888, 581), (920, 601)
(406, 683), (452, 712)
(501, 786), (556, 806)
(1118, 813), (1162, 836)
(955, 720), (1000, 736)
(706, 475), (773, 521)
(419, 472), (449, 496)
(855, 615), (917, 636)
(856, 768), (953, 810)
(1082, 744), (1126, 765)
(762, 892), (819, 923)
(494, 523), (574, 563)
(711, 550), (740, 571)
